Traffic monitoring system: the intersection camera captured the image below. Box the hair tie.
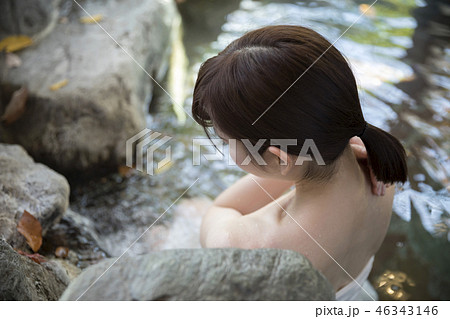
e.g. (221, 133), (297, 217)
(357, 122), (368, 137)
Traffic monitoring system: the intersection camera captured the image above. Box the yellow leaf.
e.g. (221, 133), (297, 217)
(0, 35), (33, 53)
(80, 14), (104, 24)
(49, 79), (68, 91)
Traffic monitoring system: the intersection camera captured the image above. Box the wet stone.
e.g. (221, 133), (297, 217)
(60, 248), (335, 301)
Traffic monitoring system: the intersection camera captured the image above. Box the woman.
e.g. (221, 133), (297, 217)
(191, 25), (407, 300)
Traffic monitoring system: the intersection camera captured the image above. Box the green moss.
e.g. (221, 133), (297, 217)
(374, 0), (417, 18)
(346, 27), (413, 48)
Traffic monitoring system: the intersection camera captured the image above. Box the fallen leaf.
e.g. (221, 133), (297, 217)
(16, 250), (47, 264)
(5, 52), (22, 68)
(359, 4), (376, 17)
(118, 165), (134, 178)
(1, 86), (28, 125)
(17, 210), (42, 253)
(0, 35), (33, 53)
(49, 79), (68, 91)
(55, 246), (69, 258)
(79, 14), (104, 24)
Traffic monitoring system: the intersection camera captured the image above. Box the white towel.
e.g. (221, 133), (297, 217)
(335, 255), (379, 301)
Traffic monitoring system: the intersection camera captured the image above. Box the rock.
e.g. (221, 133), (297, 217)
(0, 239), (68, 300)
(48, 258), (82, 283)
(60, 248), (335, 301)
(0, 0), (181, 177)
(176, 0), (240, 59)
(0, 143), (69, 250)
(0, 0), (61, 41)
(41, 209), (109, 269)
(67, 175), (210, 257)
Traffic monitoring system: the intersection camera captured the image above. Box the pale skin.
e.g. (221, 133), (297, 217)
(200, 134), (395, 292)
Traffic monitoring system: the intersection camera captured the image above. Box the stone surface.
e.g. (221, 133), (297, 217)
(176, 0), (240, 59)
(0, 0), (180, 176)
(41, 209), (109, 269)
(0, 143), (69, 250)
(0, 0), (61, 40)
(60, 248), (335, 301)
(0, 239), (69, 300)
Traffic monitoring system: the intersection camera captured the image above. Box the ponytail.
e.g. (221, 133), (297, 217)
(358, 123), (408, 184)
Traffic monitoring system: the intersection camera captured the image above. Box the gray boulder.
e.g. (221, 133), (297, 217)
(0, 0), (180, 176)
(0, 0), (61, 41)
(0, 143), (69, 250)
(0, 239), (69, 300)
(60, 248), (335, 301)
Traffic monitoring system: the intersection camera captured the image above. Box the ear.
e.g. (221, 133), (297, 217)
(267, 146), (293, 175)
(349, 137), (368, 160)
(350, 137), (387, 196)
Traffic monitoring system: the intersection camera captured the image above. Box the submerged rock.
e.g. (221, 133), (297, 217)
(0, 0), (180, 177)
(60, 248), (335, 301)
(0, 143), (69, 250)
(41, 209), (109, 269)
(0, 240), (68, 300)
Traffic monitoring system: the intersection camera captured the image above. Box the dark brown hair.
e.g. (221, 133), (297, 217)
(192, 25), (407, 183)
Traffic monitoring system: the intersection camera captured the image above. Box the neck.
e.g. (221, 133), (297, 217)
(290, 146), (366, 208)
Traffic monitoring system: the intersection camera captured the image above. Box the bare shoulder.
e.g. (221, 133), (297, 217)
(200, 204), (278, 249)
(201, 189), (296, 249)
(224, 189), (297, 248)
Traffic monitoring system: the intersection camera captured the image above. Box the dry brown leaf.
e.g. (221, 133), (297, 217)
(0, 35), (33, 53)
(118, 165), (134, 178)
(17, 210), (42, 253)
(16, 250), (47, 264)
(79, 14), (104, 24)
(1, 86), (28, 125)
(49, 79), (68, 91)
(55, 246), (69, 258)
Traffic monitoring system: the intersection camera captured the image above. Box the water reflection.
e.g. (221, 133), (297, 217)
(375, 269), (416, 300)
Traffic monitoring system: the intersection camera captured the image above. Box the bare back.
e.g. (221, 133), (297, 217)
(240, 162), (395, 291)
